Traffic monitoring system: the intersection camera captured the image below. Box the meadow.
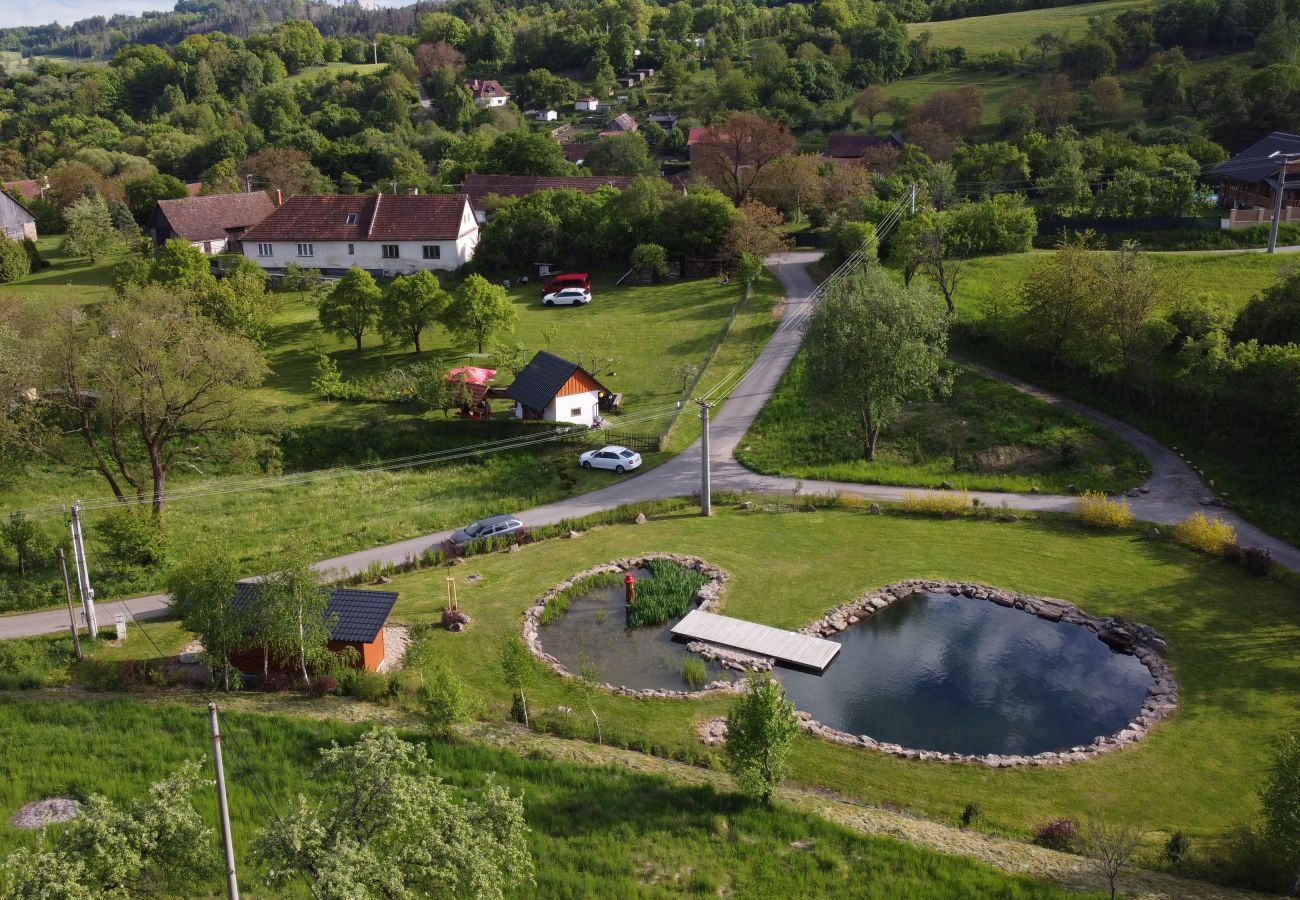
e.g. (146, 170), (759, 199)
(904, 0), (1156, 55)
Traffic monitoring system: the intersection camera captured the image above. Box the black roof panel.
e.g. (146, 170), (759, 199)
(232, 583), (398, 644)
(1214, 132), (1300, 183)
(504, 350), (582, 412)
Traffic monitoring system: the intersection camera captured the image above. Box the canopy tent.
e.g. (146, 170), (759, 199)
(446, 366), (496, 384)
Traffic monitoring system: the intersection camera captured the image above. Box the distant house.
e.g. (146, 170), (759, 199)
(561, 143), (593, 166)
(505, 350), (610, 425)
(1213, 132), (1300, 230)
(823, 133), (905, 162)
(646, 113), (678, 131)
(3, 179), (44, 202)
(229, 583), (398, 674)
(148, 192), (277, 255)
(240, 193), (479, 275)
(466, 79), (510, 107)
(575, 96), (600, 112)
(598, 113), (639, 138)
(0, 190), (37, 242)
(616, 76), (638, 89)
(634, 68), (655, 80)
(535, 108), (559, 122)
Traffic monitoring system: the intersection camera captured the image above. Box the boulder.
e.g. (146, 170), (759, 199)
(999, 514), (1019, 523)
(868, 503), (882, 515)
(738, 501), (754, 510)
(1147, 527), (1161, 540)
(508, 543), (521, 553)
(634, 512), (647, 525)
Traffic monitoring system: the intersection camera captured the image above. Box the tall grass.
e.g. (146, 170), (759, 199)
(681, 655), (709, 689)
(626, 559), (708, 628)
(538, 572), (621, 626)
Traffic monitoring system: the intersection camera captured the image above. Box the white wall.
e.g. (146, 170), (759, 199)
(548, 390), (600, 425)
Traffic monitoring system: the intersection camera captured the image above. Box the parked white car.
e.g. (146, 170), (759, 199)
(579, 445), (642, 473)
(543, 287), (592, 306)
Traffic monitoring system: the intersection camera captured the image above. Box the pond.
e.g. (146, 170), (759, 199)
(777, 591), (1155, 756)
(539, 568), (736, 692)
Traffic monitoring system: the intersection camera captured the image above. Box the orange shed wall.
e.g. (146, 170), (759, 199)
(327, 631), (386, 672)
(556, 370), (604, 398)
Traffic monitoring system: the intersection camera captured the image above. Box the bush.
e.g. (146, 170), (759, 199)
(338, 668), (390, 702)
(1033, 818), (1080, 852)
(961, 802), (983, 830)
(630, 242), (669, 279)
(1171, 512), (1236, 555)
(420, 660), (478, 735)
(22, 238), (44, 272)
(1073, 491), (1134, 529)
(0, 235), (31, 283)
(97, 506), (168, 568)
(1165, 829), (1190, 866)
(900, 489), (972, 516)
(1240, 545), (1274, 577)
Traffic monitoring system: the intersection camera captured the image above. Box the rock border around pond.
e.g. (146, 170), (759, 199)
(780, 579), (1178, 767)
(522, 553), (758, 699)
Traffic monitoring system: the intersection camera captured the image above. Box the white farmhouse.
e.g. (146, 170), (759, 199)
(504, 350), (611, 426)
(466, 79), (510, 107)
(240, 193), (479, 275)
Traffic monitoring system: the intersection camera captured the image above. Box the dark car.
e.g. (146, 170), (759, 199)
(450, 514), (524, 545)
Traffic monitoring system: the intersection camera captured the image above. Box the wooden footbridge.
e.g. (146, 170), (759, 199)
(672, 610), (840, 673)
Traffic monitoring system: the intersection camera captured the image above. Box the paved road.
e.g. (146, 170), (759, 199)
(5, 250), (1297, 639)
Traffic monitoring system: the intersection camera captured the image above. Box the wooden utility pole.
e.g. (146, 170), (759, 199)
(207, 702), (240, 900)
(56, 549), (83, 659)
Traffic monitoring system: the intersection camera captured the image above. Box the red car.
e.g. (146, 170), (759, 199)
(542, 273), (590, 296)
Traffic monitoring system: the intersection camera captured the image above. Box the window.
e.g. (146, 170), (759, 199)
(382, 244), (400, 259)
(257, 243), (273, 257)
(422, 245), (440, 260)
(571, 407), (582, 418)
(347, 243), (354, 255)
(344, 213), (357, 225)
(296, 243), (313, 257)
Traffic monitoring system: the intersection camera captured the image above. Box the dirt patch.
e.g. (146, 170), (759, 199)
(10, 797), (80, 829)
(379, 625), (411, 673)
(971, 445), (1055, 473)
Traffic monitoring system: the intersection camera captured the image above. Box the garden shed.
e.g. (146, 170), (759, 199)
(505, 350), (610, 426)
(228, 583), (399, 674)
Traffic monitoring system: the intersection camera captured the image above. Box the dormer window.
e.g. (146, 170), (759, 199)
(344, 213), (357, 225)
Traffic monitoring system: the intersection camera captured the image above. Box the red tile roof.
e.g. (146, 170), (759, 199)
(3, 179), (42, 200)
(241, 194), (473, 242)
(461, 175), (684, 205)
(154, 191), (277, 242)
(466, 79), (509, 100)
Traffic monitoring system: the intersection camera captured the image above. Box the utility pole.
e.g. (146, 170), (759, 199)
(69, 503), (97, 639)
(57, 549), (83, 659)
(372, 39), (378, 66)
(909, 182), (917, 215)
(208, 702), (240, 900)
(1267, 150), (1300, 253)
(697, 401), (712, 516)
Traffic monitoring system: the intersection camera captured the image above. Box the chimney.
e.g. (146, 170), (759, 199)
(275, 189), (282, 207)
(410, 187), (419, 195)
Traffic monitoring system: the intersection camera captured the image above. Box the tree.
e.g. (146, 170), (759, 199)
(724, 673), (799, 804)
(280, 262), (322, 302)
(239, 147), (332, 197)
(62, 194), (121, 262)
(256, 556), (334, 685)
(199, 257), (275, 343)
(1260, 729), (1300, 894)
(320, 266), (382, 351)
(1088, 75), (1126, 120)
(423, 659), (479, 735)
(1144, 64), (1186, 118)
(483, 130), (572, 177)
(1236, 267), (1300, 346)
(630, 242), (669, 279)
(754, 154), (825, 222)
(311, 353), (345, 402)
(910, 86), (984, 138)
(0, 762), (215, 898)
(1091, 241), (1179, 395)
(35, 287), (269, 513)
(500, 634), (536, 725)
(724, 200), (790, 268)
(381, 271), (450, 353)
(691, 112), (796, 202)
(850, 84), (889, 126)
(907, 214), (969, 313)
(166, 546), (247, 690)
(1079, 819), (1140, 900)
(446, 274), (516, 353)
(825, 219), (878, 269)
(1061, 38), (1116, 81)
(1019, 231), (1101, 369)
(0, 512), (37, 577)
(122, 173), (188, 225)
(570, 649), (604, 745)
(150, 238), (210, 287)
(584, 133), (657, 176)
(252, 728), (533, 899)
(1031, 32), (1059, 70)
(803, 267), (952, 461)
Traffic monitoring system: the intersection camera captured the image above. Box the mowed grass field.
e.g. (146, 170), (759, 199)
(0, 698), (1089, 899)
(905, 0), (1155, 54)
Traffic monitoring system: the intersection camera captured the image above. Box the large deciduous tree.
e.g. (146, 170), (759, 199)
(803, 267), (952, 461)
(62, 194), (122, 262)
(320, 266), (382, 351)
(584, 132), (658, 176)
(252, 728), (533, 898)
(725, 673), (799, 805)
(380, 270), (450, 353)
(445, 274), (516, 353)
(166, 546), (247, 691)
(255, 556), (334, 686)
(691, 112), (795, 202)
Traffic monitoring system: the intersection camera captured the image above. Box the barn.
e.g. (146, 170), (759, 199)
(229, 583), (398, 674)
(504, 350), (611, 426)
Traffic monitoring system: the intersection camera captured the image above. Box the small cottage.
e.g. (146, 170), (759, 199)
(467, 79), (510, 107)
(148, 191), (277, 255)
(505, 350), (610, 426)
(229, 583), (398, 674)
(575, 96), (600, 112)
(0, 190), (37, 242)
(535, 108), (559, 122)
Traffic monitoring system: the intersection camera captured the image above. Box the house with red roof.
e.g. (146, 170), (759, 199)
(148, 191), (277, 255)
(466, 79), (510, 108)
(239, 193), (479, 275)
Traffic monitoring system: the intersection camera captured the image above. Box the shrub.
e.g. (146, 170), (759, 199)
(961, 802), (983, 830)
(900, 489), (971, 516)
(1164, 830), (1190, 866)
(1171, 512), (1236, 555)
(339, 668), (390, 702)
(1033, 818), (1080, 852)
(0, 236), (31, 282)
(1240, 545), (1274, 577)
(420, 660), (478, 736)
(97, 506), (168, 568)
(681, 655), (708, 690)
(1073, 491), (1134, 529)
(630, 242), (669, 279)
(626, 559), (707, 628)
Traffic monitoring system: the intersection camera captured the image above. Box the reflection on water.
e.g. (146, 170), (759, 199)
(778, 591), (1154, 756)
(539, 574), (734, 691)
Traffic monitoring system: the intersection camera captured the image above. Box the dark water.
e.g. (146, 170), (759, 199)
(778, 591), (1154, 756)
(539, 571), (734, 691)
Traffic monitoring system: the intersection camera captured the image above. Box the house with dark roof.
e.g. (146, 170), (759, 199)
(228, 583), (399, 674)
(505, 350), (611, 425)
(240, 193), (479, 275)
(646, 112), (678, 131)
(0, 190), (36, 241)
(147, 191), (278, 255)
(823, 132), (905, 162)
(598, 113), (639, 138)
(466, 78), (510, 108)
(1213, 132), (1300, 230)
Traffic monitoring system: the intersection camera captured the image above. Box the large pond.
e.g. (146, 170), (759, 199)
(778, 591), (1154, 756)
(539, 569), (736, 692)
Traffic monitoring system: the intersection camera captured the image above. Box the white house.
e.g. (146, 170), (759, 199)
(240, 193), (479, 275)
(504, 350), (611, 426)
(466, 79), (510, 107)
(575, 96), (599, 112)
(535, 108), (559, 122)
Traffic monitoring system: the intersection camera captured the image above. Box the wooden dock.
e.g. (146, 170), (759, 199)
(672, 610), (840, 672)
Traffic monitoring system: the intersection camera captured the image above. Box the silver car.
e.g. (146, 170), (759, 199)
(451, 514), (524, 544)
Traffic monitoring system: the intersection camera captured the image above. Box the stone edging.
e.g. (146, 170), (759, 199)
(522, 553), (749, 699)
(701, 579), (1178, 767)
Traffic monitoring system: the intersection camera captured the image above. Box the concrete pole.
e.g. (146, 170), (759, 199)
(698, 401), (712, 517)
(57, 549), (83, 659)
(1267, 153), (1297, 254)
(909, 182), (917, 215)
(207, 702), (240, 900)
(69, 503), (97, 638)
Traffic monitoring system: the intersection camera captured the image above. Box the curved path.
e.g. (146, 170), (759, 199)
(3, 252), (1297, 639)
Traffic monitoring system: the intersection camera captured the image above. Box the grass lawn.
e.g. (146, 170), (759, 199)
(905, 0), (1155, 54)
(283, 61), (387, 84)
(736, 355), (1146, 493)
(0, 697), (1087, 899)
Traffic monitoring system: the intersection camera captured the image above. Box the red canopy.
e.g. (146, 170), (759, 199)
(446, 366), (496, 384)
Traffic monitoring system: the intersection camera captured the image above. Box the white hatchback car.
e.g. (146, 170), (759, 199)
(543, 287), (592, 306)
(579, 445), (642, 473)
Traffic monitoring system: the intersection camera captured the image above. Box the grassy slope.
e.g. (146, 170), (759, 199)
(736, 356), (1146, 493)
(905, 0), (1155, 54)
(0, 697), (1086, 899)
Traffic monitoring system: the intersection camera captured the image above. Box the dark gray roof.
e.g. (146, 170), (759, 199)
(1214, 132), (1300, 183)
(504, 350), (582, 412)
(232, 583), (397, 644)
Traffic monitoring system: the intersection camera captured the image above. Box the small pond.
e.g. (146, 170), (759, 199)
(539, 568), (736, 692)
(777, 591), (1155, 756)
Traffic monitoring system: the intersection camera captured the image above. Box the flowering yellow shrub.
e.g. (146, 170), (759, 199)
(1073, 491), (1134, 529)
(1171, 512), (1237, 555)
(900, 489), (972, 516)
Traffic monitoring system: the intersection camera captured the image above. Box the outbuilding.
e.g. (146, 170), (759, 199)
(505, 350), (610, 426)
(228, 583), (399, 674)
(0, 189), (37, 242)
(148, 191), (277, 255)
